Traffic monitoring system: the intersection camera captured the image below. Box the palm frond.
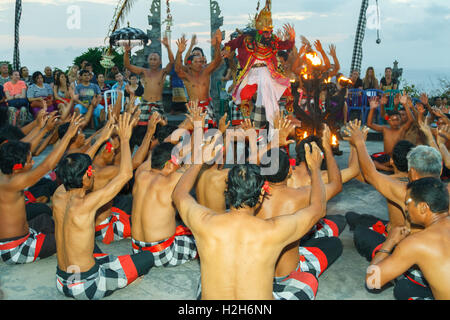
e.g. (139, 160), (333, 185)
(109, 0), (138, 36)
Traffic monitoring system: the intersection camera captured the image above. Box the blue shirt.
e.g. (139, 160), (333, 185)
(27, 83), (53, 99)
(75, 82), (101, 105)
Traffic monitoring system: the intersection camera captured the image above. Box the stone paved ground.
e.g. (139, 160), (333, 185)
(0, 140), (394, 300)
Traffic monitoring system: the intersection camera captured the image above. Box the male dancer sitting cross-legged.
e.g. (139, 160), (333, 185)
(0, 114), (83, 264)
(255, 127), (344, 295)
(93, 112), (160, 245)
(172, 136), (328, 300)
(52, 113), (153, 300)
(366, 177), (450, 300)
(344, 121), (447, 297)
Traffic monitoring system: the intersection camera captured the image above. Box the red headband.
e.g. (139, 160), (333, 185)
(262, 181), (271, 195)
(86, 165), (93, 177)
(168, 155), (180, 167)
(105, 141), (113, 153)
(289, 159), (296, 167)
(13, 163), (23, 171)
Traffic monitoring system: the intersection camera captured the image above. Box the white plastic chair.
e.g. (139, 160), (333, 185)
(103, 89), (125, 119)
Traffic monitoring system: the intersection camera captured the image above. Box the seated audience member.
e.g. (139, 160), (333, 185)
(74, 70), (104, 129)
(112, 72), (127, 92)
(43, 66), (54, 86)
(54, 72), (73, 116)
(125, 74), (144, 104)
(366, 177), (450, 300)
(3, 70), (29, 125)
(97, 74), (111, 108)
(84, 62), (97, 84)
(27, 71), (56, 117)
(52, 113), (154, 300)
(19, 66), (32, 86)
(0, 63), (10, 86)
(0, 84), (7, 125)
(380, 67), (398, 91)
(362, 67), (379, 90)
(349, 69), (363, 90)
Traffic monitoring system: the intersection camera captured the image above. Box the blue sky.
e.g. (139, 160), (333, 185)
(0, 0), (449, 92)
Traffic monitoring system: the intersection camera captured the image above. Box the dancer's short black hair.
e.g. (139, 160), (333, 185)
(56, 153), (92, 190)
(155, 124), (178, 144)
(58, 122), (70, 140)
(296, 135), (326, 169)
(386, 110), (400, 118)
(392, 140), (415, 172)
(260, 148), (290, 183)
(0, 124), (25, 143)
(151, 142), (175, 170)
(407, 177), (449, 214)
(0, 141), (31, 174)
(225, 164), (265, 209)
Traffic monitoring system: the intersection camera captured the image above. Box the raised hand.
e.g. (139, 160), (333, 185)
(117, 112), (134, 141)
(380, 94), (388, 106)
(321, 124), (332, 151)
(124, 43), (131, 53)
(161, 36), (170, 48)
(328, 44), (337, 57)
(186, 100), (207, 129)
(277, 115), (296, 147)
(399, 92), (408, 106)
(305, 142), (323, 172)
(176, 35), (188, 53)
(191, 34), (198, 47)
(314, 39), (324, 52)
(393, 93), (401, 106)
(342, 119), (366, 146)
(218, 113), (231, 134)
(369, 97), (380, 110)
(66, 113), (84, 138)
(45, 111), (60, 132)
(438, 125), (450, 141)
(202, 133), (224, 164)
(283, 23), (295, 41)
(147, 112), (161, 137)
(241, 118), (255, 132)
(420, 93), (429, 106)
(36, 109), (49, 129)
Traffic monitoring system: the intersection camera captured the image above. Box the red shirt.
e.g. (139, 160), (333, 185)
(3, 80), (27, 97)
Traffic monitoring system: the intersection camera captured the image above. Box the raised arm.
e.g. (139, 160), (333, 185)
(131, 112), (159, 169)
(123, 44), (146, 76)
(344, 120), (406, 208)
(367, 97), (385, 132)
(9, 114), (83, 191)
(328, 44), (340, 77)
(321, 124), (343, 200)
(271, 142), (327, 247)
(174, 36), (189, 80)
(161, 36), (175, 74)
(184, 34), (197, 66)
(83, 113), (134, 214)
(204, 29), (223, 74)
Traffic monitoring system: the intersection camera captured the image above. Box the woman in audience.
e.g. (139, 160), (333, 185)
(27, 71), (56, 117)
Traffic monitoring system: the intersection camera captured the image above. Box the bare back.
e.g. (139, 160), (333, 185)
(53, 186), (96, 272)
(256, 187), (311, 277)
(195, 166), (228, 212)
(195, 212), (288, 300)
(0, 176), (28, 239)
(382, 127), (406, 156)
(131, 169), (180, 242)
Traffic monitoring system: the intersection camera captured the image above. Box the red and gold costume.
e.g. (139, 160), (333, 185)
(224, 1), (294, 129)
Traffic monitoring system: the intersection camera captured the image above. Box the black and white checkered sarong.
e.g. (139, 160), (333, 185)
(0, 228), (51, 264)
(131, 226), (197, 267)
(56, 254), (138, 300)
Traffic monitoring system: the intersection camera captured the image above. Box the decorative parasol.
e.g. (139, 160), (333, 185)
(109, 24), (149, 49)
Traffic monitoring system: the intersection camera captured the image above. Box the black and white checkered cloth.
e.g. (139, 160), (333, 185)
(273, 270), (319, 300)
(0, 228), (48, 264)
(95, 207), (131, 245)
(251, 104), (267, 129)
(56, 254), (139, 300)
(350, 0), (369, 74)
(131, 226), (197, 267)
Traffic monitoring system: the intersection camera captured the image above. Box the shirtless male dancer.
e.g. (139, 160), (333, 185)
(0, 114), (82, 264)
(172, 138), (328, 300)
(124, 36), (174, 146)
(344, 121), (446, 297)
(52, 113), (153, 300)
(130, 105), (207, 266)
(367, 93), (414, 172)
(255, 125), (345, 299)
(94, 112), (160, 245)
(366, 177), (450, 300)
(175, 30), (223, 130)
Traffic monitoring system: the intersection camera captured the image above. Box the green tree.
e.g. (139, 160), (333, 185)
(72, 47), (124, 75)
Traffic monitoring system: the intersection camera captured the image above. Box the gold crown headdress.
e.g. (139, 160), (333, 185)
(255, 0), (273, 32)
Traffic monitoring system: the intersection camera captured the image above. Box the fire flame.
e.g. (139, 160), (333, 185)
(305, 52), (322, 66)
(303, 131), (308, 139)
(331, 134), (338, 146)
(338, 76), (353, 85)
